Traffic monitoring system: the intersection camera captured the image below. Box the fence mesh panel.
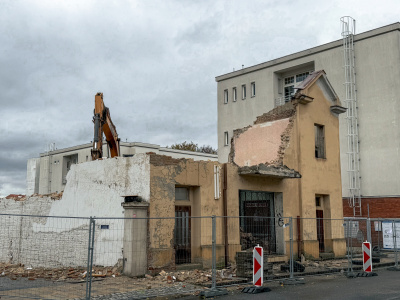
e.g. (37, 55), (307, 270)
(1, 214), (400, 299)
(0, 214), (89, 299)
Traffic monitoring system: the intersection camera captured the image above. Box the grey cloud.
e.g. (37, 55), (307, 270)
(1, 0), (400, 197)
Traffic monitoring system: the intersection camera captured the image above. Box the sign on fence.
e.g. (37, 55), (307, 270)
(253, 245), (263, 287)
(382, 221), (400, 249)
(362, 241), (372, 273)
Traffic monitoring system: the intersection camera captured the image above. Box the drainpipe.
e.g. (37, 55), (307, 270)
(223, 163), (229, 266)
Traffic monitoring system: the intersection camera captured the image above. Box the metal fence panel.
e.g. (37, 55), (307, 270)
(0, 214), (90, 299)
(2, 213), (400, 299)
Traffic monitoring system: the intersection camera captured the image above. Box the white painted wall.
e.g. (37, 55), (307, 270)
(1, 155), (151, 268)
(26, 158), (40, 195)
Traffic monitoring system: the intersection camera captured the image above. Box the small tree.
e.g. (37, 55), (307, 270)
(169, 141), (198, 152)
(198, 145), (218, 154)
(168, 141), (217, 154)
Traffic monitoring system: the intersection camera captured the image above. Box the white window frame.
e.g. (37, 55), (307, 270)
(242, 84), (246, 100)
(224, 131), (229, 146)
(224, 89), (228, 104)
(233, 87), (237, 102)
(283, 71), (312, 102)
(251, 82), (256, 97)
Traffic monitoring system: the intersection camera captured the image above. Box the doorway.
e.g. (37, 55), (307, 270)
(174, 206), (191, 264)
(239, 190), (276, 253)
(316, 209), (325, 252)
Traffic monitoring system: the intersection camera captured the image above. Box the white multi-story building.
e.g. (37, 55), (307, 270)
(216, 21), (400, 217)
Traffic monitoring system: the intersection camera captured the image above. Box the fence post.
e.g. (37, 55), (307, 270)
(289, 217), (294, 279)
(345, 219), (356, 277)
(377, 219), (381, 255)
(211, 215), (217, 291)
(393, 220), (398, 269)
(366, 218), (372, 244)
(199, 216), (227, 298)
(281, 217), (304, 285)
(86, 217), (96, 300)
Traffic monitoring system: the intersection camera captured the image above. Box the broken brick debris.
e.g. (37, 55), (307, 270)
(0, 263), (121, 282)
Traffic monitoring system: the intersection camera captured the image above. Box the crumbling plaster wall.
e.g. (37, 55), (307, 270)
(230, 102), (298, 168)
(0, 196), (89, 268)
(233, 118), (290, 167)
(0, 155), (151, 268)
(148, 154), (222, 269)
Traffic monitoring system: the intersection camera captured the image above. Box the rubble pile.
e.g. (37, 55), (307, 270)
(32, 191), (64, 200)
(149, 267), (237, 285)
(4, 192), (64, 201)
(5, 194), (26, 201)
(0, 263), (121, 281)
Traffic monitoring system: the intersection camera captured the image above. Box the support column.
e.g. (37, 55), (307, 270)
(121, 201), (149, 277)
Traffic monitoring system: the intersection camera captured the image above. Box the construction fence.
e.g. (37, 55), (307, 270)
(0, 213), (399, 299)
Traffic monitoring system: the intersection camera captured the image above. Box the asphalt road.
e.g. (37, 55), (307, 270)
(200, 269), (400, 300)
(1, 268), (399, 300)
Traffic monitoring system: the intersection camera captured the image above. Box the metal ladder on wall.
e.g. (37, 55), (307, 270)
(341, 16), (361, 216)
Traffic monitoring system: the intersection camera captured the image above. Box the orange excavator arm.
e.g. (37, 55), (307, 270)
(91, 93), (121, 160)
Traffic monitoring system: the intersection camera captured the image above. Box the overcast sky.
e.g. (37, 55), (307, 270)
(1, 0), (399, 197)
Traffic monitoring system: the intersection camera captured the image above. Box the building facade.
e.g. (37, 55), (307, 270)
(216, 22), (400, 217)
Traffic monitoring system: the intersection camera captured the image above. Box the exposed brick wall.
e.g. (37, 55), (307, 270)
(343, 197), (400, 218)
(254, 101), (297, 124)
(148, 153), (183, 166)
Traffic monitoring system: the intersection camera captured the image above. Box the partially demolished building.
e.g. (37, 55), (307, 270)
(2, 70), (347, 273)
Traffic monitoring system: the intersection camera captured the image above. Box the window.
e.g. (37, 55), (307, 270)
(224, 89), (228, 104)
(175, 187), (189, 201)
(251, 82), (256, 97)
(233, 87), (237, 102)
(283, 76), (295, 103)
(315, 196), (321, 207)
(62, 154), (78, 185)
(224, 131), (229, 146)
(315, 124), (325, 158)
(242, 84), (246, 100)
(296, 72), (309, 82)
(283, 71), (312, 103)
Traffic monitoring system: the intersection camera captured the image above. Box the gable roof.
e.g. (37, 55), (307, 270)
(294, 70), (341, 106)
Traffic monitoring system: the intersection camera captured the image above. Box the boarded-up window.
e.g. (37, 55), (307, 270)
(315, 124), (325, 158)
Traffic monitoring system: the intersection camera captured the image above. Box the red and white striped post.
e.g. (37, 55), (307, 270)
(363, 241), (372, 273)
(253, 244), (263, 287)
